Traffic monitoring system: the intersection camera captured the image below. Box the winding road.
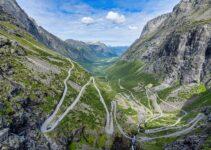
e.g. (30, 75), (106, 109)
(118, 79), (153, 116)
(115, 78), (207, 145)
(145, 113), (203, 134)
(41, 64), (113, 135)
(145, 88), (163, 115)
(93, 78), (114, 135)
(41, 65), (206, 149)
(145, 113), (205, 140)
(144, 88), (188, 134)
(41, 59), (74, 133)
(113, 100), (206, 142)
(42, 77), (93, 133)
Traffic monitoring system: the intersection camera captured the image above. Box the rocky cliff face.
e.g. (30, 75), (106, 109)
(0, 34), (54, 149)
(122, 0), (211, 86)
(0, 0), (41, 41)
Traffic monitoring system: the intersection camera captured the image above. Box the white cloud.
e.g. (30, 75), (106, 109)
(106, 11), (126, 24)
(128, 25), (138, 30)
(81, 17), (95, 25)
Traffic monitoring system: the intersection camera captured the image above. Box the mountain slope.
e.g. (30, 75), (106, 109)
(0, 0), (128, 76)
(1, 0), (211, 149)
(107, 0), (211, 149)
(0, 21), (116, 149)
(121, 0), (211, 86)
(0, 0), (103, 63)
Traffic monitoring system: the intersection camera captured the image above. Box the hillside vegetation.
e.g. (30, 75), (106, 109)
(0, 21), (116, 149)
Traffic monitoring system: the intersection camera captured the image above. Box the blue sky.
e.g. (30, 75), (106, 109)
(17, 0), (180, 46)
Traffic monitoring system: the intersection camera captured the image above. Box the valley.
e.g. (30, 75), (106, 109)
(0, 0), (211, 149)
(80, 57), (118, 76)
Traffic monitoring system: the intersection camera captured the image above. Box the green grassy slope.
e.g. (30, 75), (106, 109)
(0, 21), (115, 149)
(107, 60), (160, 90)
(106, 59), (210, 149)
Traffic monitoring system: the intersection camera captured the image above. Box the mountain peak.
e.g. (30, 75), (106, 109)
(87, 41), (107, 46)
(173, 0), (210, 14)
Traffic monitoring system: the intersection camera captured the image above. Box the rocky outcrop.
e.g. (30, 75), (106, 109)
(0, 0), (41, 40)
(0, 36), (50, 149)
(122, 0), (211, 86)
(164, 135), (207, 150)
(140, 13), (170, 38)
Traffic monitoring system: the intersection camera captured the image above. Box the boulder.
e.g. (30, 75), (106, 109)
(0, 36), (10, 47)
(208, 113), (211, 122)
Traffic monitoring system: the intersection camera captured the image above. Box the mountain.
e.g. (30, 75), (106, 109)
(65, 39), (128, 75)
(1, 0), (211, 149)
(0, 0), (128, 74)
(121, 0), (211, 87)
(107, 0), (211, 149)
(0, 15), (117, 149)
(66, 39), (128, 59)
(0, 0), (103, 63)
(87, 42), (128, 57)
(0, 1), (118, 149)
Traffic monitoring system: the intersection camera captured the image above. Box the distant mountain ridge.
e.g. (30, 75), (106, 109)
(65, 39), (128, 59)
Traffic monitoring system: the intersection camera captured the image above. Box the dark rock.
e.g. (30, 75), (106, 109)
(165, 135), (207, 150)
(8, 29), (23, 37)
(0, 63), (14, 76)
(0, 102), (4, 109)
(208, 113), (211, 122)
(202, 107), (211, 116)
(17, 97), (31, 109)
(0, 36), (10, 47)
(111, 136), (130, 150)
(1, 134), (26, 149)
(10, 112), (29, 134)
(10, 82), (22, 97)
(202, 109), (209, 115)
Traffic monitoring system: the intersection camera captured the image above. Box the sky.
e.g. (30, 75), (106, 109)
(17, 0), (180, 46)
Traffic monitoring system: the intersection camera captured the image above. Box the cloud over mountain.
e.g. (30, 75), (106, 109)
(106, 11), (126, 24)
